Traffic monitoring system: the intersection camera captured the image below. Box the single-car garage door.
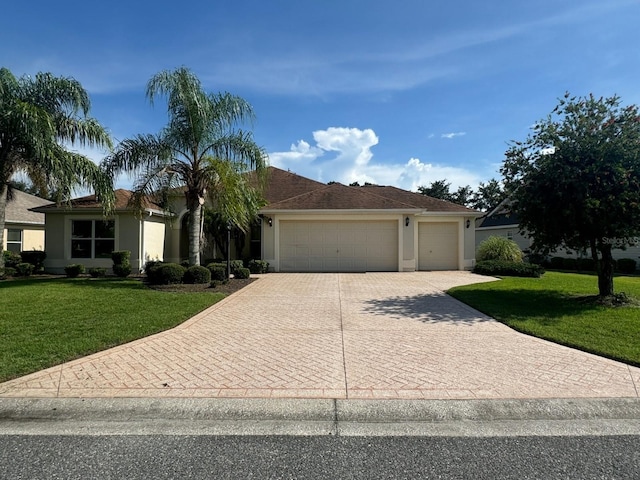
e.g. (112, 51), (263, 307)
(279, 220), (398, 272)
(418, 222), (459, 270)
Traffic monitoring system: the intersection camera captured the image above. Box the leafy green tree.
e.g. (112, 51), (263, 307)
(502, 93), (640, 297)
(417, 179), (455, 202)
(103, 67), (268, 266)
(453, 185), (474, 206)
(471, 178), (505, 212)
(0, 68), (113, 268)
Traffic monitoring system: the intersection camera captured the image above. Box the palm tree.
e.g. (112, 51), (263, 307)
(103, 67), (268, 266)
(0, 68), (114, 268)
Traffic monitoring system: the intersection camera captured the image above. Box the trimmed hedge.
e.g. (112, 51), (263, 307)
(113, 264), (132, 278)
(15, 263), (34, 277)
(64, 264), (85, 278)
(89, 267), (108, 278)
(473, 260), (545, 278)
(549, 257), (565, 269)
(151, 263), (186, 285)
(209, 265), (228, 282)
(183, 265), (211, 284)
(617, 258), (637, 274)
(111, 250), (131, 265)
(230, 260), (244, 275)
(248, 259), (269, 274)
(234, 267), (251, 279)
(3, 251), (21, 268)
(20, 250), (46, 272)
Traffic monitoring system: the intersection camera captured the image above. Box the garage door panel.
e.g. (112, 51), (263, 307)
(280, 220), (398, 272)
(418, 222), (459, 271)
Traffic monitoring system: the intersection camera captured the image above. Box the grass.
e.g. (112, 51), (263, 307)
(0, 277), (225, 383)
(448, 271), (640, 366)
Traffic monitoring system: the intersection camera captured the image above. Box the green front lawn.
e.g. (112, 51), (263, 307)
(0, 277), (225, 382)
(448, 272), (640, 366)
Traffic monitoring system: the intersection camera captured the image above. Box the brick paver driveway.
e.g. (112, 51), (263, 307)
(1, 272), (639, 399)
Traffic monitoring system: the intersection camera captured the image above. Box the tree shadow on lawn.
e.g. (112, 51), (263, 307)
(448, 289), (604, 326)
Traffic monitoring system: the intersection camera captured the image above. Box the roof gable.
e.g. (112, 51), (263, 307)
(361, 185), (478, 213)
(258, 166), (326, 204)
(5, 190), (50, 224)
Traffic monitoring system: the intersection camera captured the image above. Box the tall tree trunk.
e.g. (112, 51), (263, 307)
(186, 199), (203, 266)
(597, 242), (615, 297)
(0, 183), (7, 269)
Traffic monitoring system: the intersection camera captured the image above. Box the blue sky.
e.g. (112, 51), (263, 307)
(4, 0), (640, 192)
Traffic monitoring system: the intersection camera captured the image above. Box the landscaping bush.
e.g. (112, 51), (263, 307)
(476, 236), (523, 263)
(473, 260), (545, 278)
(183, 265), (211, 284)
(3, 250), (22, 268)
(525, 252), (546, 266)
(1, 267), (16, 279)
(111, 250), (131, 266)
(617, 258), (637, 274)
(20, 250), (46, 272)
(64, 264), (85, 278)
(89, 267), (107, 278)
(562, 258), (578, 271)
(577, 258), (596, 272)
(144, 260), (163, 284)
(180, 260), (190, 268)
(248, 259), (269, 274)
(549, 256), (565, 269)
(234, 267), (251, 279)
(230, 260), (244, 275)
(113, 264), (132, 278)
(15, 263), (34, 277)
(151, 263), (186, 285)
(209, 265), (228, 282)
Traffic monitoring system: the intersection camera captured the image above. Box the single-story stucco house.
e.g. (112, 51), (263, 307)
(33, 167), (481, 273)
(3, 190), (50, 253)
(476, 199), (640, 261)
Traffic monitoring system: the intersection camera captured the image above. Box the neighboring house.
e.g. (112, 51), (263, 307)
(475, 199), (640, 261)
(32, 190), (170, 274)
(3, 190), (50, 253)
(34, 167), (482, 273)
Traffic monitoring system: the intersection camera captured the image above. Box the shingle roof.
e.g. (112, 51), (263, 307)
(263, 183), (422, 211)
(254, 166), (327, 204)
(32, 189), (163, 212)
(361, 185), (479, 213)
(5, 190), (50, 224)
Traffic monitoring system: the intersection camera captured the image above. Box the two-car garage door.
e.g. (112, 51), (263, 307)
(279, 220), (398, 272)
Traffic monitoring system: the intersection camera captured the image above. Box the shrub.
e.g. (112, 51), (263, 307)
(476, 236), (523, 263)
(180, 260), (190, 268)
(144, 261), (163, 284)
(89, 267), (107, 278)
(525, 253), (546, 266)
(3, 250), (22, 268)
(64, 264), (85, 278)
(183, 265), (211, 284)
(617, 258), (637, 274)
(113, 264), (132, 278)
(15, 263), (34, 277)
(562, 258), (578, 271)
(473, 260), (545, 278)
(230, 260), (244, 275)
(209, 265), (228, 282)
(111, 250), (131, 266)
(1, 267), (16, 278)
(248, 259), (269, 274)
(577, 258), (596, 272)
(234, 267), (251, 279)
(549, 257), (565, 269)
(20, 250), (46, 272)
(151, 263), (186, 285)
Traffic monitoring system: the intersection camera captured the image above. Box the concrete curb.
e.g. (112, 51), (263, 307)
(2, 397), (640, 437)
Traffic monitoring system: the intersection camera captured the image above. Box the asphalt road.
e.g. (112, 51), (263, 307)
(1, 434), (639, 479)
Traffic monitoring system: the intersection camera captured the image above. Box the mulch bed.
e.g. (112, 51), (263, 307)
(146, 278), (256, 294)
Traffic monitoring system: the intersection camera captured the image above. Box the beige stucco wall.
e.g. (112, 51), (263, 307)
(3, 225), (45, 252)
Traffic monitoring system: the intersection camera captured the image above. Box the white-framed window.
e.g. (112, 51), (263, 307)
(71, 220), (115, 259)
(6, 229), (22, 253)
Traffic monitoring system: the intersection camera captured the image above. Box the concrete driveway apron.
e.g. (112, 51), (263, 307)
(1, 272), (639, 399)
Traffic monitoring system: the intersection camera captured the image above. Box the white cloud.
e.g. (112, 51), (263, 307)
(268, 127), (481, 191)
(441, 132), (466, 139)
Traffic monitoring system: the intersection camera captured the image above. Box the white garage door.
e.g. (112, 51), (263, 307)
(279, 220), (398, 272)
(418, 222), (459, 270)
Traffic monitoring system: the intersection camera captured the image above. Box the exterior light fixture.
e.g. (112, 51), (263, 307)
(466, 219), (471, 229)
(405, 217), (410, 227)
(268, 217), (273, 227)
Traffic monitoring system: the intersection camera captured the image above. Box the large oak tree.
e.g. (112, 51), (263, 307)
(502, 93), (640, 297)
